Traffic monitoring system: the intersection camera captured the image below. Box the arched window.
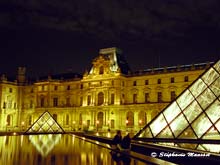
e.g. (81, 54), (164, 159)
(99, 66), (104, 74)
(98, 92), (104, 105)
(126, 111), (134, 127)
(97, 112), (104, 128)
(53, 114), (57, 121)
(66, 114), (69, 125)
(138, 111), (146, 126)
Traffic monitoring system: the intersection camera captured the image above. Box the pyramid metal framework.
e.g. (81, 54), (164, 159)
(26, 111), (64, 134)
(134, 60), (220, 152)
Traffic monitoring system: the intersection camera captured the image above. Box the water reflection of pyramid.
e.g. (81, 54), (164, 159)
(26, 111), (64, 133)
(134, 60), (220, 153)
(29, 134), (62, 157)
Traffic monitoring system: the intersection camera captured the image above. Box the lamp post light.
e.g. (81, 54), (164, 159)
(72, 121), (76, 131)
(126, 120), (128, 132)
(21, 121), (25, 131)
(139, 119), (142, 130)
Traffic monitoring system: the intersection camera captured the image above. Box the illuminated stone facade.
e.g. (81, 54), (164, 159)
(0, 47), (211, 132)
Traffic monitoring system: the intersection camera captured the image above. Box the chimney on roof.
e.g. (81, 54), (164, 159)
(17, 67), (26, 84)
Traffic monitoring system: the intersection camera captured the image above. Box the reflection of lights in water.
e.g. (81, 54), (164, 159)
(29, 134), (62, 157)
(20, 135), (23, 147)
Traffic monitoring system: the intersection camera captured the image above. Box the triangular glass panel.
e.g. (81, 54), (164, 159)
(163, 101), (181, 123)
(149, 114), (167, 137)
(156, 126), (174, 138)
(138, 127), (153, 138)
(178, 126), (197, 139)
(26, 111), (64, 134)
(205, 99), (220, 123)
(176, 89), (194, 110)
(189, 78), (207, 98)
(178, 143), (198, 150)
(215, 120), (220, 132)
(210, 77), (220, 97)
(183, 100), (203, 124)
(202, 126), (220, 140)
(214, 60), (220, 72)
(201, 67), (219, 86)
(196, 88), (216, 109)
(169, 113), (188, 137)
(191, 113), (212, 138)
(197, 144), (220, 153)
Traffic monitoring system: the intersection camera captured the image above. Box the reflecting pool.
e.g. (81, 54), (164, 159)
(0, 134), (145, 165)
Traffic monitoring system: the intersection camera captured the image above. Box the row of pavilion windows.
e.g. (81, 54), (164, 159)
(35, 75), (189, 93)
(133, 76), (189, 86)
(37, 90), (177, 108)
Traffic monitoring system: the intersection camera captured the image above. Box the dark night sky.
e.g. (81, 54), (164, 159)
(0, 0), (220, 78)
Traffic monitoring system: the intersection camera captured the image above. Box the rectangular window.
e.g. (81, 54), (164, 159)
(133, 94), (137, 103)
(67, 85), (70, 90)
(30, 100), (33, 108)
(133, 81), (137, 86)
(184, 76), (189, 82)
(158, 79), (161, 84)
(9, 88), (12, 93)
(3, 102), (6, 109)
(40, 98), (44, 107)
(171, 91), (176, 101)
(14, 103), (16, 109)
(80, 97), (83, 106)
(110, 94), (115, 105)
(145, 93), (149, 103)
(53, 98), (58, 107)
(54, 86), (58, 91)
(171, 77), (174, 83)
(66, 97), (70, 106)
(112, 80), (114, 86)
(145, 80), (149, 85)
(87, 95), (91, 105)
(80, 84), (83, 89)
(157, 92), (162, 102)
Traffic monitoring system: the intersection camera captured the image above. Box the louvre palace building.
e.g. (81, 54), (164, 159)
(0, 47), (212, 133)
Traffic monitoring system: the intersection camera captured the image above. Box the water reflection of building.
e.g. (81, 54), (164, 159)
(0, 135), (122, 165)
(0, 47), (212, 132)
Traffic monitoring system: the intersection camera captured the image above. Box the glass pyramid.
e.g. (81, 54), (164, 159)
(26, 111), (64, 133)
(135, 60), (220, 152)
(29, 134), (62, 157)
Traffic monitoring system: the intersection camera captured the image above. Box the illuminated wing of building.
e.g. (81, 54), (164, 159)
(29, 134), (62, 157)
(134, 60), (220, 153)
(26, 111), (64, 133)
